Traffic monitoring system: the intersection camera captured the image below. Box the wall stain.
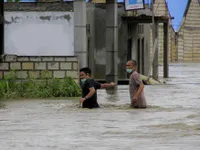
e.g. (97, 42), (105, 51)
(5, 14), (72, 24)
(39, 16), (51, 21)
(39, 15), (71, 21)
(63, 14), (71, 21)
(14, 16), (20, 20)
(5, 16), (20, 24)
(55, 15), (71, 21)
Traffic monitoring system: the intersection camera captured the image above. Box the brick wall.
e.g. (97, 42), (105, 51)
(0, 55), (79, 83)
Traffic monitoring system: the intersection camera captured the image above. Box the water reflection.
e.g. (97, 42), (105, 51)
(0, 102), (5, 109)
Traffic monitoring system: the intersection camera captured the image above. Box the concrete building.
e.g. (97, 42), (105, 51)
(177, 0), (200, 61)
(0, 1), (170, 81)
(0, 2), (79, 81)
(87, 2), (151, 79)
(87, 2), (170, 80)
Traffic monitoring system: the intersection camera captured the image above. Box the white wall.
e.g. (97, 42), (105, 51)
(5, 12), (74, 56)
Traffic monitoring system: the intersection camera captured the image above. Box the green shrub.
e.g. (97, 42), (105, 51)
(0, 70), (81, 100)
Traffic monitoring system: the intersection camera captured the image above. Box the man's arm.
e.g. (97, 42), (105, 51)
(132, 73), (144, 102)
(134, 83), (144, 98)
(100, 82), (116, 89)
(92, 81), (116, 89)
(80, 87), (96, 103)
(84, 87), (96, 99)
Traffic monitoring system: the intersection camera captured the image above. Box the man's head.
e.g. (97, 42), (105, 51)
(79, 67), (92, 82)
(126, 60), (137, 73)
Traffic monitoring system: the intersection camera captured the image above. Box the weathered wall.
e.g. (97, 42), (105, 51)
(91, 3), (130, 79)
(5, 12), (74, 56)
(4, 2), (74, 56)
(177, 0), (200, 61)
(93, 4), (106, 79)
(0, 55), (78, 82)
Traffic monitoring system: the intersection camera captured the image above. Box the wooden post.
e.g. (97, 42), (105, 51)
(163, 22), (169, 78)
(0, 0), (4, 56)
(149, 0), (158, 80)
(152, 21), (159, 80)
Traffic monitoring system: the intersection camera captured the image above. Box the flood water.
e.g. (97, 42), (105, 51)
(0, 63), (200, 150)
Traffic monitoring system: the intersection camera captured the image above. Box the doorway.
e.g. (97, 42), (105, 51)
(137, 37), (145, 74)
(127, 38), (132, 78)
(137, 38), (141, 73)
(127, 38), (132, 61)
(141, 37), (145, 74)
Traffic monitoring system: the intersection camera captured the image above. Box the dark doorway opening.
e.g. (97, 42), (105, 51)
(127, 38), (132, 61)
(127, 38), (132, 78)
(137, 38), (141, 73)
(141, 37), (145, 74)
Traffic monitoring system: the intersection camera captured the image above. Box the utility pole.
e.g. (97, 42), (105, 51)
(0, 0), (4, 56)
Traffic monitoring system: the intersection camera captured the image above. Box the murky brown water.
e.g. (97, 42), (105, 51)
(0, 63), (200, 150)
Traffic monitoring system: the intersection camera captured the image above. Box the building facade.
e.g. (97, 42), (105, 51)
(177, 0), (200, 61)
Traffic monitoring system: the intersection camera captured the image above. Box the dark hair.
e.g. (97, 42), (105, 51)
(128, 60), (137, 66)
(79, 67), (91, 75)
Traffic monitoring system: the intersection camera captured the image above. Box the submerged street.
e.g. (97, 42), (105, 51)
(0, 63), (200, 150)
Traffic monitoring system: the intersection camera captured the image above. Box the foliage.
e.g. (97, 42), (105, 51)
(0, 70), (81, 100)
(6, 0), (20, 2)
